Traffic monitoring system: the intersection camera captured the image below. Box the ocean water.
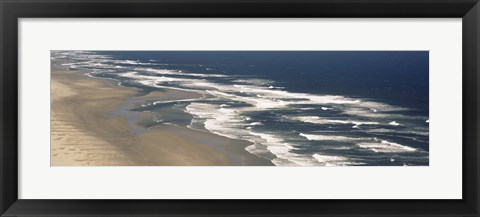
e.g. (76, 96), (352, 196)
(51, 51), (429, 166)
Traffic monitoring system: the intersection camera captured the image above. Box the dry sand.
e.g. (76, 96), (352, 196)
(51, 68), (272, 166)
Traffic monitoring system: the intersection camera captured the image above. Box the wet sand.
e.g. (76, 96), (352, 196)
(51, 67), (273, 166)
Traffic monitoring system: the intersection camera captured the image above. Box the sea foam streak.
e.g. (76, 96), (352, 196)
(52, 51), (429, 166)
(299, 133), (360, 141)
(357, 140), (417, 153)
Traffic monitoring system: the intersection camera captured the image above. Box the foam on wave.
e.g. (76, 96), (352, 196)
(299, 133), (359, 141)
(357, 140), (417, 153)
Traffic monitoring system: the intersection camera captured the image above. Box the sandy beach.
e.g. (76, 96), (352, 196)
(51, 66), (273, 166)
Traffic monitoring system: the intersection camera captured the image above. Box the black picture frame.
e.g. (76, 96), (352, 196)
(1, 0), (479, 216)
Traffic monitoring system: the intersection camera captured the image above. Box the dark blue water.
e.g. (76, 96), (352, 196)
(97, 51), (429, 115)
(52, 51), (429, 166)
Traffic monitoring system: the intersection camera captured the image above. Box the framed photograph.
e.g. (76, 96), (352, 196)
(1, 0), (479, 216)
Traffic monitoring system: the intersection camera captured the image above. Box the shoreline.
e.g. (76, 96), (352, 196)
(51, 65), (273, 166)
